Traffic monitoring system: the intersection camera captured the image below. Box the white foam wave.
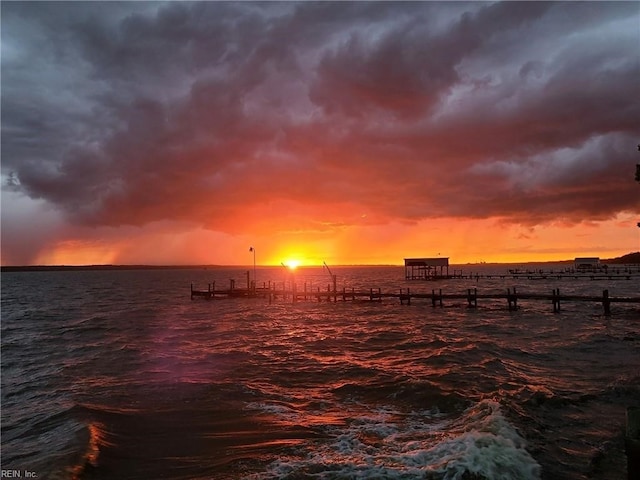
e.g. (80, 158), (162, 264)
(249, 399), (541, 479)
(407, 399), (541, 479)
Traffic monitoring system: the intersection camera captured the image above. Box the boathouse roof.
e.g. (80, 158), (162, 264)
(404, 257), (449, 267)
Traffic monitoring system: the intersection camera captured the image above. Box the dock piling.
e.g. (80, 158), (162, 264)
(400, 288), (411, 305)
(431, 289), (443, 308)
(552, 288), (560, 313)
(603, 289), (611, 315)
(467, 288), (477, 308)
(507, 287), (518, 311)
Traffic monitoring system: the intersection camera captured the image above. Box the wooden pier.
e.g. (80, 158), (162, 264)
(456, 273), (639, 281)
(408, 271), (640, 281)
(191, 281), (640, 315)
(404, 259), (640, 281)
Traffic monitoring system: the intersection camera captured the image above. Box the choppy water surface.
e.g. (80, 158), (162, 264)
(2, 265), (639, 479)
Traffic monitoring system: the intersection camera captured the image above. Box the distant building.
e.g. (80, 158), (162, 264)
(574, 257), (600, 271)
(405, 257), (450, 280)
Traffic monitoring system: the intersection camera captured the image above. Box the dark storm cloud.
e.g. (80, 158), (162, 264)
(2, 1), (638, 232)
(310, 2), (551, 118)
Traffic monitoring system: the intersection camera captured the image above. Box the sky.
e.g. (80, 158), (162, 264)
(1, 1), (639, 266)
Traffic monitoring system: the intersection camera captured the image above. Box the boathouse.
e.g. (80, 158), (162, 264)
(574, 257), (600, 271)
(404, 257), (450, 280)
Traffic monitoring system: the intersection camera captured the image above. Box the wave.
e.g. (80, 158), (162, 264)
(247, 399), (540, 480)
(0, 402), (111, 480)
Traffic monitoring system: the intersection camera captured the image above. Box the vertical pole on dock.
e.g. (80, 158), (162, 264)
(190, 283), (194, 300)
(507, 287), (518, 311)
(333, 274), (337, 303)
(431, 289), (436, 308)
(603, 289), (611, 315)
(467, 288), (477, 308)
(627, 406), (640, 480)
(552, 288), (560, 313)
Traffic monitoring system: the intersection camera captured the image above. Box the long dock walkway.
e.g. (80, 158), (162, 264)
(410, 270), (640, 281)
(453, 273), (639, 281)
(191, 282), (640, 315)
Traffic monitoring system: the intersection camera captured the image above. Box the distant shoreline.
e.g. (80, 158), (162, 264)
(2, 252), (638, 272)
(0, 264), (224, 273)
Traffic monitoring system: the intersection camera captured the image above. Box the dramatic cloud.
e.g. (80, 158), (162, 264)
(1, 1), (639, 264)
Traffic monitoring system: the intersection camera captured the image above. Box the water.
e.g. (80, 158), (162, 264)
(1, 265), (639, 479)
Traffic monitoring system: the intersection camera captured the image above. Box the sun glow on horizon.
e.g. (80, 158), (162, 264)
(283, 259), (301, 270)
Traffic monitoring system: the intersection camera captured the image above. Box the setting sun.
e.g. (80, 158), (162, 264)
(283, 259), (301, 270)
